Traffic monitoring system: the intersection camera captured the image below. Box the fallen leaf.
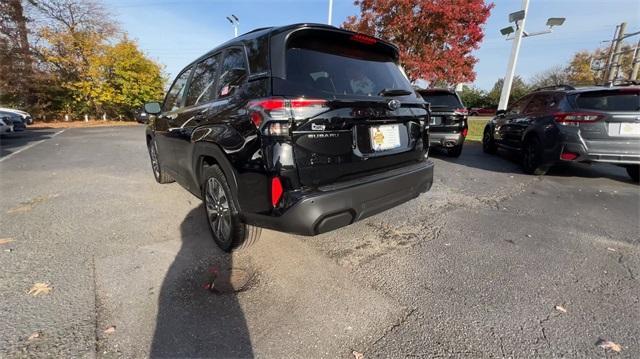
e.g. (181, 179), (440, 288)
(607, 247), (617, 252)
(554, 305), (567, 313)
(352, 350), (364, 359)
(28, 332), (40, 340)
(103, 326), (116, 334)
(0, 238), (15, 245)
(596, 339), (622, 352)
(28, 283), (52, 296)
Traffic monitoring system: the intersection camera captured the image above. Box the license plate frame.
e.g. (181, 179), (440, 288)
(370, 124), (401, 152)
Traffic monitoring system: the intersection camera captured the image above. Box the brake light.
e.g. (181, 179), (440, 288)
(247, 97), (328, 131)
(461, 128), (468, 137)
(350, 33), (377, 45)
(553, 112), (604, 125)
(271, 176), (283, 207)
(454, 108), (468, 115)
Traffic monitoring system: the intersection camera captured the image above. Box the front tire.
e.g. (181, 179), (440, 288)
(522, 136), (550, 175)
(148, 138), (174, 184)
(626, 165), (639, 183)
(482, 128), (497, 154)
(202, 165), (260, 252)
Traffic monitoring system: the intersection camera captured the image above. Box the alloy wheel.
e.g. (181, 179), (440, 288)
(205, 177), (232, 243)
(149, 141), (160, 179)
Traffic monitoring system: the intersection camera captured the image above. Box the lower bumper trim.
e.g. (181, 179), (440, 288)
(243, 160), (434, 235)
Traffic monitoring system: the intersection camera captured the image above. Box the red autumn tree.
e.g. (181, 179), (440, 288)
(343, 0), (494, 85)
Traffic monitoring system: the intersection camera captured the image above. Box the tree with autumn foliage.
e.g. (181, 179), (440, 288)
(343, 0), (493, 85)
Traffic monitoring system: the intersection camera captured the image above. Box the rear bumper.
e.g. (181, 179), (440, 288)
(243, 160), (434, 235)
(429, 132), (464, 147)
(560, 136), (640, 165)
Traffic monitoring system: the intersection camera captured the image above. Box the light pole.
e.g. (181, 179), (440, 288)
(497, 0), (565, 110)
(328, 0), (333, 25)
(226, 14), (239, 37)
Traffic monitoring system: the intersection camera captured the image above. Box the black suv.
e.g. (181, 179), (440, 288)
(416, 88), (468, 157)
(482, 85), (640, 181)
(144, 24), (434, 251)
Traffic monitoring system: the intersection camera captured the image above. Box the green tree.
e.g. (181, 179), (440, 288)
(486, 76), (529, 108)
(458, 85), (488, 108)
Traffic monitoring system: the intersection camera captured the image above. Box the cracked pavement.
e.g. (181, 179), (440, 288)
(0, 127), (638, 358)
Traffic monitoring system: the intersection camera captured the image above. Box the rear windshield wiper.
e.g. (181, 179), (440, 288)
(378, 88), (412, 97)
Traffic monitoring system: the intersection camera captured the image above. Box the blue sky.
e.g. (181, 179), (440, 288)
(104, 0), (639, 90)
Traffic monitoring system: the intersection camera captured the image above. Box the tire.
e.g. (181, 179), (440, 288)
(148, 138), (174, 184)
(447, 143), (463, 157)
(482, 128), (497, 154)
(626, 165), (640, 183)
(522, 136), (550, 175)
(201, 164), (260, 252)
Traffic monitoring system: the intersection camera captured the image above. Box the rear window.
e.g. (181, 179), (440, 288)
(285, 32), (412, 97)
(419, 92), (462, 108)
(574, 90), (640, 111)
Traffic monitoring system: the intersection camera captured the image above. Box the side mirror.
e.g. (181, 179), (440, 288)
(496, 109), (506, 117)
(144, 102), (162, 115)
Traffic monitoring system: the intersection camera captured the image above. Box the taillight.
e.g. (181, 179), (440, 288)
(461, 128), (468, 137)
(553, 112), (604, 126)
(247, 97), (328, 134)
(271, 176), (283, 207)
(454, 108), (468, 115)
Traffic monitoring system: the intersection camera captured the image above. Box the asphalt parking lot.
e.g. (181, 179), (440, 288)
(1, 126), (638, 358)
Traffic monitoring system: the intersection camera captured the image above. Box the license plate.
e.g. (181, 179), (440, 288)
(620, 122), (640, 136)
(370, 124), (401, 151)
(430, 116), (442, 125)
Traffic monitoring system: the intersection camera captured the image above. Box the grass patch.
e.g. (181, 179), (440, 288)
(467, 117), (490, 142)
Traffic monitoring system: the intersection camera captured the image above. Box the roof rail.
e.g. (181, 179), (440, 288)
(533, 84), (576, 92)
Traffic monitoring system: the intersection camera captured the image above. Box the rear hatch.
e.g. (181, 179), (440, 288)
(567, 88), (640, 141)
(271, 28), (428, 186)
(417, 90), (467, 132)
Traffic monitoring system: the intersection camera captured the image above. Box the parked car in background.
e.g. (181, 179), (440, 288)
(483, 85), (640, 182)
(134, 108), (149, 123)
(144, 23), (434, 251)
(0, 107), (32, 125)
(0, 116), (14, 134)
(417, 88), (468, 157)
(0, 111), (25, 132)
(469, 107), (497, 116)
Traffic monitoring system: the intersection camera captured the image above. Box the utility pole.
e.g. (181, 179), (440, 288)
(602, 25), (621, 83)
(496, 2), (565, 110)
(498, 0), (529, 111)
(327, 0), (333, 25)
(608, 22), (627, 83)
(226, 15), (239, 37)
(631, 37), (640, 81)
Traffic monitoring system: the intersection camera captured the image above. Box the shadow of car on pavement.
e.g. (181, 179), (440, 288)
(0, 129), (60, 158)
(433, 142), (634, 184)
(150, 205), (254, 358)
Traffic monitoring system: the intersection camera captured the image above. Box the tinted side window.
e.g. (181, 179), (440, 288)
(246, 34), (269, 74)
(525, 93), (562, 114)
(217, 48), (247, 99)
(163, 68), (192, 112)
(185, 54), (220, 107)
(507, 95), (531, 115)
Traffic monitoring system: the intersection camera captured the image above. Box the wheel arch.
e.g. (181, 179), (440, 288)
(192, 141), (241, 210)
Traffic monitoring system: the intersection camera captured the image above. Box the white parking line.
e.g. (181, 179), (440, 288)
(0, 129), (66, 163)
